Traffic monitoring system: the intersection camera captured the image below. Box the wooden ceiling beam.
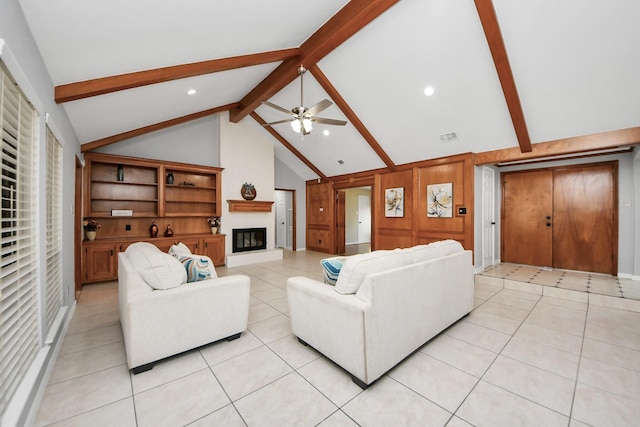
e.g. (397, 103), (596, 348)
(55, 49), (299, 103)
(230, 0), (400, 123)
(474, 0), (532, 153)
(309, 64), (396, 170)
(475, 126), (640, 165)
(250, 112), (328, 181)
(81, 103), (239, 152)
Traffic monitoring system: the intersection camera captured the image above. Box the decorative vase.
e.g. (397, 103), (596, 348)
(86, 231), (97, 241)
(117, 164), (124, 181)
(166, 173), (174, 184)
(210, 227), (218, 234)
(149, 221), (158, 238)
(165, 224), (174, 237)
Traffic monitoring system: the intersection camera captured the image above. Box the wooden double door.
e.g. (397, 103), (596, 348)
(502, 162), (617, 275)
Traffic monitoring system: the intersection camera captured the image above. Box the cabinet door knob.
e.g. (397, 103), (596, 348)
(110, 249), (114, 256)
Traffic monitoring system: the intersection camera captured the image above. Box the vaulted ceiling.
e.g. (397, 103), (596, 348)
(19, 0), (640, 180)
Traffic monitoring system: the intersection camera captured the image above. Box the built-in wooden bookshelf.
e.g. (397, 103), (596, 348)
(82, 153), (225, 284)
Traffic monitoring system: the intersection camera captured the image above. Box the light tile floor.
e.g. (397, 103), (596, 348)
(35, 252), (640, 426)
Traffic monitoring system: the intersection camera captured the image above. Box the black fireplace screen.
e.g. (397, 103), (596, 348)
(232, 228), (266, 253)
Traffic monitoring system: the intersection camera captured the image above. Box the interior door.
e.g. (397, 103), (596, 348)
(336, 190), (346, 255)
(357, 195), (371, 243)
(553, 164), (615, 274)
(502, 170), (553, 267)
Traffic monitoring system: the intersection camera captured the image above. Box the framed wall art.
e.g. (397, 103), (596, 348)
(385, 187), (404, 217)
(427, 183), (453, 217)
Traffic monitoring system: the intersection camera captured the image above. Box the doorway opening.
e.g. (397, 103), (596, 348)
(336, 186), (371, 256)
(274, 189), (296, 251)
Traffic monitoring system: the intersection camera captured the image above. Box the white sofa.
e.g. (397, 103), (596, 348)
(286, 240), (474, 388)
(118, 242), (250, 373)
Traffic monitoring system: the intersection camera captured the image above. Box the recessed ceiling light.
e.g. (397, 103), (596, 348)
(424, 86), (435, 96)
(323, 130), (330, 136)
(187, 89), (197, 95)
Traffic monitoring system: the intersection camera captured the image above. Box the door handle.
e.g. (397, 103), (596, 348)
(546, 223), (552, 227)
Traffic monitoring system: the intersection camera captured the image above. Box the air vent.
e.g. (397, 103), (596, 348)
(337, 159), (344, 165)
(440, 132), (458, 142)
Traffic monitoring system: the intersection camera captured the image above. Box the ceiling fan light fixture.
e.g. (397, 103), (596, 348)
(302, 118), (313, 133)
(291, 119), (302, 133)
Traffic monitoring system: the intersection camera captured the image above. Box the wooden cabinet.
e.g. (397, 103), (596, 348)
(81, 153), (226, 285)
(202, 235), (225, 266)
(84, 243), (117, 283)
(81, 234), (226, 284)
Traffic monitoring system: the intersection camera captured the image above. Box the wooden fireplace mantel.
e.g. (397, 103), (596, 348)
(227, 200), (274, 213)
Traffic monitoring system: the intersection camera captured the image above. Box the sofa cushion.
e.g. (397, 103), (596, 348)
(138, 255), (187, 289)
(404, 244), (441, 263)
(335, 249), (413, 295)
(175, 254), (217, 282)
(169, 242), (192, 256)
(431, 239), (464, 256)
(320, 257), (346, 286)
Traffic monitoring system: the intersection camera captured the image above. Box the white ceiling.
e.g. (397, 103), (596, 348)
(19, 0), (640, 180)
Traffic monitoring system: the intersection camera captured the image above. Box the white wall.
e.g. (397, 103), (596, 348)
(96, 116), (219, 166)
(275, 156), (307, 250)
(219, 112), (275, 255)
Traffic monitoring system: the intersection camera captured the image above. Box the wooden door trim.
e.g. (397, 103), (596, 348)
(74, 156), (83, 298)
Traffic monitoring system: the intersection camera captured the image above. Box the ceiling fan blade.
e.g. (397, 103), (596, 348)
(311, 117), (347, 126)
(261, 119), (295, 126)
(262, 101), (294, 115)
(305, 99), (333, 116)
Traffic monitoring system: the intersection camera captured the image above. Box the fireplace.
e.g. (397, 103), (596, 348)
(232, 228), (267, 253)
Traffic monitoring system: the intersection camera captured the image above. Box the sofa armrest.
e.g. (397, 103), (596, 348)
(286, 276), (370, 382)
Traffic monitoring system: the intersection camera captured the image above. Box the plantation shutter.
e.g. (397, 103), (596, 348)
(45, 127), (62, 333)
(0, 61), (40, 415)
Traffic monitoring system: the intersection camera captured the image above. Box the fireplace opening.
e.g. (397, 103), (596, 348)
(232, 228), (267, 253)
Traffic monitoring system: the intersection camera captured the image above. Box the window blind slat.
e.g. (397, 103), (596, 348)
(0, 61), (40, 415)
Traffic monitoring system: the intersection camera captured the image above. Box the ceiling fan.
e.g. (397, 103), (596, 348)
(261, 65), (347, 135)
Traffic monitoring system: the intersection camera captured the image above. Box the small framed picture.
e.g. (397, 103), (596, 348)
(427, 183), (453, 218)
(385, 187), (404, 217)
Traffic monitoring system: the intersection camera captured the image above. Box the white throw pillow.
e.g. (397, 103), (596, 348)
(125, 242), (164, 270)
(335, 249), (413, 295)
(169, 242), (192, 256)
(138, 254), (187, 289)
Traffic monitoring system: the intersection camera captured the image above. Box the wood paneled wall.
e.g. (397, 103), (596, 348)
(306, 181), (335, 253)
(307, 153), (475, 254)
